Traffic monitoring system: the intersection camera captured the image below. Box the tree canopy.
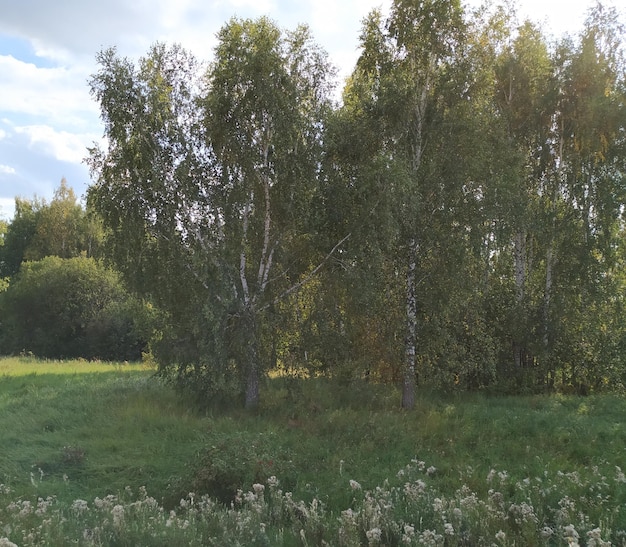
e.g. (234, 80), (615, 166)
(3, 1), (625, 407)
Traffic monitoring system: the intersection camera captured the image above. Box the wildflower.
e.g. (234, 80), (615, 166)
(412, 459), (426, 471)
(349, 479), (362, 490)
(111, 504), (125, 528)
(587, 528), (610, 547)
(426, 466), (437, 476)
(403, 479), (426, 500)
(71, 499), (89, 513)
(0, 539), (18, 547)
(433, 498), (444, 512)
(563, 524), (580, 546)
(267, 476), (279, 488)
(366, 527), (382, 544)
(252, 483), (265, 495)
(616, 466), (626, 483)
(444, 522), (454, 536)
(19, 500), (33, 518)
(495, 530), (506, 542)
(541, 526), (554, 539)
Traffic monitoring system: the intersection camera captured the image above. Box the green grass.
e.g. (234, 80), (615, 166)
(1, 357), (626, 545)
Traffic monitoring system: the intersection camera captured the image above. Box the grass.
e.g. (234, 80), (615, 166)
(1, 357), (625, 545)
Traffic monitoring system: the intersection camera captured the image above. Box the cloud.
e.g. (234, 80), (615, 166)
(0, 55), (98, 128)
(0, 164), (16, 175)
(14, 125), (97, 164)
(0, 196), (15, 220)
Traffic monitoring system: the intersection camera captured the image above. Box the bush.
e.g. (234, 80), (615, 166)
(0, 256), (149, 360)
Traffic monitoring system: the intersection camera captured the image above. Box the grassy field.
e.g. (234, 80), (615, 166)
(1, 356), (625, 545)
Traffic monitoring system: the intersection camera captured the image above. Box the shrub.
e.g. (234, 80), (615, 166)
(0, 256), (149, 360)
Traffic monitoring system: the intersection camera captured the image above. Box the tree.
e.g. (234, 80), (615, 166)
(0, 197), (41, 278)
(0, 256), (147, 360)
(24, 178), (100, 260)
(337, 0), (468, 408)
(87, 20), (340, 408)
(0, 180), (104, 278)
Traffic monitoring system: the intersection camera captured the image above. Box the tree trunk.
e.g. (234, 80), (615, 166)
(402, 240), (418, 410)
(243, 309), (260, 410)
(513, 230), (526, 369)
(543, 244), (554, 349)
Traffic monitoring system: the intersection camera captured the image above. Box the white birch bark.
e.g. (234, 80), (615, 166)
(402, 239), (418, 410)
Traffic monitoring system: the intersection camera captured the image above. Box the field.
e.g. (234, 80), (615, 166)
(1, 357), (625, 545)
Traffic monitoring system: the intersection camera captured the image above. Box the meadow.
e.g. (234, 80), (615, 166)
(0, 356), (625, 545)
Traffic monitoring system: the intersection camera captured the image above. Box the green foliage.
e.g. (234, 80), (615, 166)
(0, 256), (149, 360)
(0, 179), (104, 280)
(88, 20), (337, 408)
(79, 2), (626, 401)
(0, 197), (41, 278)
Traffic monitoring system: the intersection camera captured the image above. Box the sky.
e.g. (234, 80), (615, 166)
(0, 0), (618, 220)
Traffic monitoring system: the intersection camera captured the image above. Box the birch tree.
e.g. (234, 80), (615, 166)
(340, 0), (466, 408)
(87, 19), (339, 408)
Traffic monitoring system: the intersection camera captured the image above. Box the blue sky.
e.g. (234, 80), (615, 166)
(0, 0), (613, 220)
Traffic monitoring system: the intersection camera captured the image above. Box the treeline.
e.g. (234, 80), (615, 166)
(3, 0), (626, 408)
(0, 180), (150, 361)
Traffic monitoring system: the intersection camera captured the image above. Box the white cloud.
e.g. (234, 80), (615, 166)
(0, 196), (15, 220)
(0, 55), (98, 128)
(0, 164), (16, 175)
(14, 125), (97, 164)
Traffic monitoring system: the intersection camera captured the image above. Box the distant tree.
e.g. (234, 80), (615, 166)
(0, 256), (148, 360)
(0, 179), (104, 278)
(0, 197), (41, 278)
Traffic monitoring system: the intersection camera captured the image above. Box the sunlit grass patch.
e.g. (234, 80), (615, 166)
(0, 356), (153, 377)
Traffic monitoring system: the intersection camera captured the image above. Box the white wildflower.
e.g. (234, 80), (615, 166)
(366, 527), (382, 544)
(71, 499), (89, 513)
(267, 476), (279, 488)
(403, 479), (426, 500)
(253, 483), (265, 495)
(0, 539), (18, 547)
(563, 524), (580, 545)
(111, 504), (125, 528)
(587, 528), (610, 547)
(349, 479), (362, 490)
(426, 466), (437, 476)
(19, 500), (32, 518)
(495, 530), (506, 542)
(444, 522), (454, 536)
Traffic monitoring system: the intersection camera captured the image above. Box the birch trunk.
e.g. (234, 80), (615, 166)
(402, 239), (418, 410)
(513, 230), (526, 369)
(243, 307), (260, 409)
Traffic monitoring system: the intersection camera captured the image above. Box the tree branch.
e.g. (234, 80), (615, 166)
(262, 232), (351, 311)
